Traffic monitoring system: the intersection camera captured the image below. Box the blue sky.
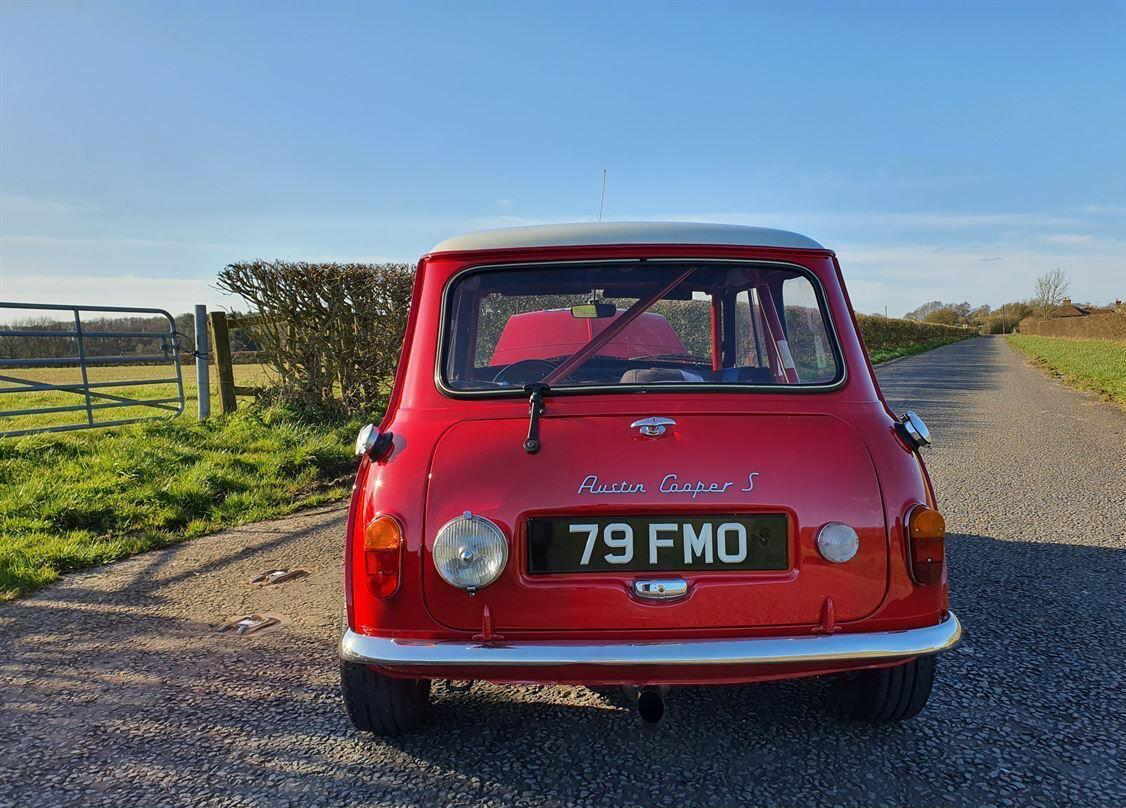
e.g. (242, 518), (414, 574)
(1, 0), (1123, 316)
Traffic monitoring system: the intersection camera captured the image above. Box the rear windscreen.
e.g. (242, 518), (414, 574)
(442, 263), (842, 391)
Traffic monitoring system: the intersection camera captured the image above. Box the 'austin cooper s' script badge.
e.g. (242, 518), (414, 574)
(577, 472), (760, 499)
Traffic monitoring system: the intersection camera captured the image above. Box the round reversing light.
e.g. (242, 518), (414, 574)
(817, 522), (860, 563)
(432, 513), (508, 590)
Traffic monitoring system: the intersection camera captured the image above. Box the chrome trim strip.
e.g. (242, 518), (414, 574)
(341, 612), (961, 668)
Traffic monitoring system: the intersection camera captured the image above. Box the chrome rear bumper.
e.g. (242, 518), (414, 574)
(340, 612), (960, 669)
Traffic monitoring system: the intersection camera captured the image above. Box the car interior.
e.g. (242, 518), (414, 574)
(444, 263), (839, 390)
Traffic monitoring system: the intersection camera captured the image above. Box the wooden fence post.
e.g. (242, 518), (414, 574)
(209, 311), (238, 415)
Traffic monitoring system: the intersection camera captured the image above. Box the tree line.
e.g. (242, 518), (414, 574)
(0, 312), (260, 361)
(900, 269), (1118, 334)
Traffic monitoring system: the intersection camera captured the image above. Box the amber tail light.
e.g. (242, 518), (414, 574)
(908, 506), (946, 585)
(363, 515), (403, 599)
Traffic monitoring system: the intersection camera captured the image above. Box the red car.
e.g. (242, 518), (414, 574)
(340, 222), (960, 734)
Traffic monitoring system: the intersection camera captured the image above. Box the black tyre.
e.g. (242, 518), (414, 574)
(340, 660), (431, 736)
(831, 655), (937, 723)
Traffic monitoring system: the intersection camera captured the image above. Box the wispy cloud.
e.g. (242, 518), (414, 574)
(1, 234), (243, 251)
(0, 194), (106, 216)
(0, 273), (240, 315)
(1081, 204), (1126, 216)
(833, 241), (1125, 315)
(657, 210), (1085, 232)
(2, 202), (1122, 318)
(1043, 233), (1095, 245)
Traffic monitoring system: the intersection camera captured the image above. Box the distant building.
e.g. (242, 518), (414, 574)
(1054, 298), (1089, 318)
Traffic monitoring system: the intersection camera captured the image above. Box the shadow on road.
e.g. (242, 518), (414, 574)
(876, 337), (1003, 441)
(3, 531), (1124, 807)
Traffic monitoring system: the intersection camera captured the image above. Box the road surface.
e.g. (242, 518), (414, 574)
(2, 335), (1125, 808)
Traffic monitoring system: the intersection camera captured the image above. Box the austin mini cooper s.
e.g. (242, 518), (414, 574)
(340, 222), (960, 734)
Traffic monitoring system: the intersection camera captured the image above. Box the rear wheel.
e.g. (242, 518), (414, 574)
(831, 655), (936, 723)
(340, 660), (430, 736)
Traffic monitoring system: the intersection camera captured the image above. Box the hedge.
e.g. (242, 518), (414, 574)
(854, 314), (973, 353)
(216, 261), (414, 414)
(1017, 312), (1126, 341)
(216, 263), (973, 410)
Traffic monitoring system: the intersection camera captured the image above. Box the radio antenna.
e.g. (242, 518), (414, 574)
(597, 169), (607, 222)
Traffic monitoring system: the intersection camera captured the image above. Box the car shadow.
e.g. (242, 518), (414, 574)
(3, 531), (1124, 808)
(376, 531), (1126, 807)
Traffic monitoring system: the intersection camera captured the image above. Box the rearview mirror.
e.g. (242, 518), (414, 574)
(570, 303), (616, 319)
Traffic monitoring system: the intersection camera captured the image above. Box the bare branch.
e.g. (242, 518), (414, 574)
(1032, 268), (1070, 314)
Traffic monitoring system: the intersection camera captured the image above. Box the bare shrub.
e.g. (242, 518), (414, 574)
(216, 261), (414, 414)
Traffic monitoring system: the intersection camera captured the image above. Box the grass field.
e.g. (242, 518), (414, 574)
(1007, 334), (1126, 405)
(0, 361), (274, 434)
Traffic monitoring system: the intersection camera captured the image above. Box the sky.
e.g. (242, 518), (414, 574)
(1, 0), (1124, 317)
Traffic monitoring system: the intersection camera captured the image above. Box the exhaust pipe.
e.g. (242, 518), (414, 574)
(624, 685), (667, 727)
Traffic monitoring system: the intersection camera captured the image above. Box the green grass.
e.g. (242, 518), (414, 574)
(0, 402), (366, 601)
(1006, 334), (1126, 405)
(869, 336), (975, 364)
(0, 362), (273, 433)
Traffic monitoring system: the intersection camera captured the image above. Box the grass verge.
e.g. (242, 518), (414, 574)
(1006, 334), (1126, 405)
(0, 403), (365, 601)
(869, 336), (976, 364)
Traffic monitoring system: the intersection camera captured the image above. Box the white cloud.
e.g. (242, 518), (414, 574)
(835, 242), (1125, 315)
(0, 273), (241, 317)
(654, 209), (1084, 232)
(2, 202), (1122, 320)
(2, 234), (242, 251)
(1043, 233), (1095, 245)
(1081, 204), (1126, 216)
(638, 207), (1125, 315)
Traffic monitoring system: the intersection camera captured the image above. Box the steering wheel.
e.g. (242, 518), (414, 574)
(492, 359), (558, 386)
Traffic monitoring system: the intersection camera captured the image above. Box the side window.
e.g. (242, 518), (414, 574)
(733, 291), (767, 368)
(781, 277), (835, 383)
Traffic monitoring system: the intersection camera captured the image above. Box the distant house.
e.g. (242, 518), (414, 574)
(1053, 298), (1089, 318)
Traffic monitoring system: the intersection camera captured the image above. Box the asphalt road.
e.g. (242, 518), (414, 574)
(2, 335), (1125, 808)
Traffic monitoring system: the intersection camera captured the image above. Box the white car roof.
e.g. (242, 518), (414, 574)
(428, 222), (824, 253)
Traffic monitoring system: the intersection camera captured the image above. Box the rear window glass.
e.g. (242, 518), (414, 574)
(443, 263), (841, 392)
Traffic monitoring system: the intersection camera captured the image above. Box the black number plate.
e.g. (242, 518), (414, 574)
(526, 514), (788, 574)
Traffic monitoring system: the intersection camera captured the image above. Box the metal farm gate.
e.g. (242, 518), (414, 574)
(0, 302), (186, 437)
